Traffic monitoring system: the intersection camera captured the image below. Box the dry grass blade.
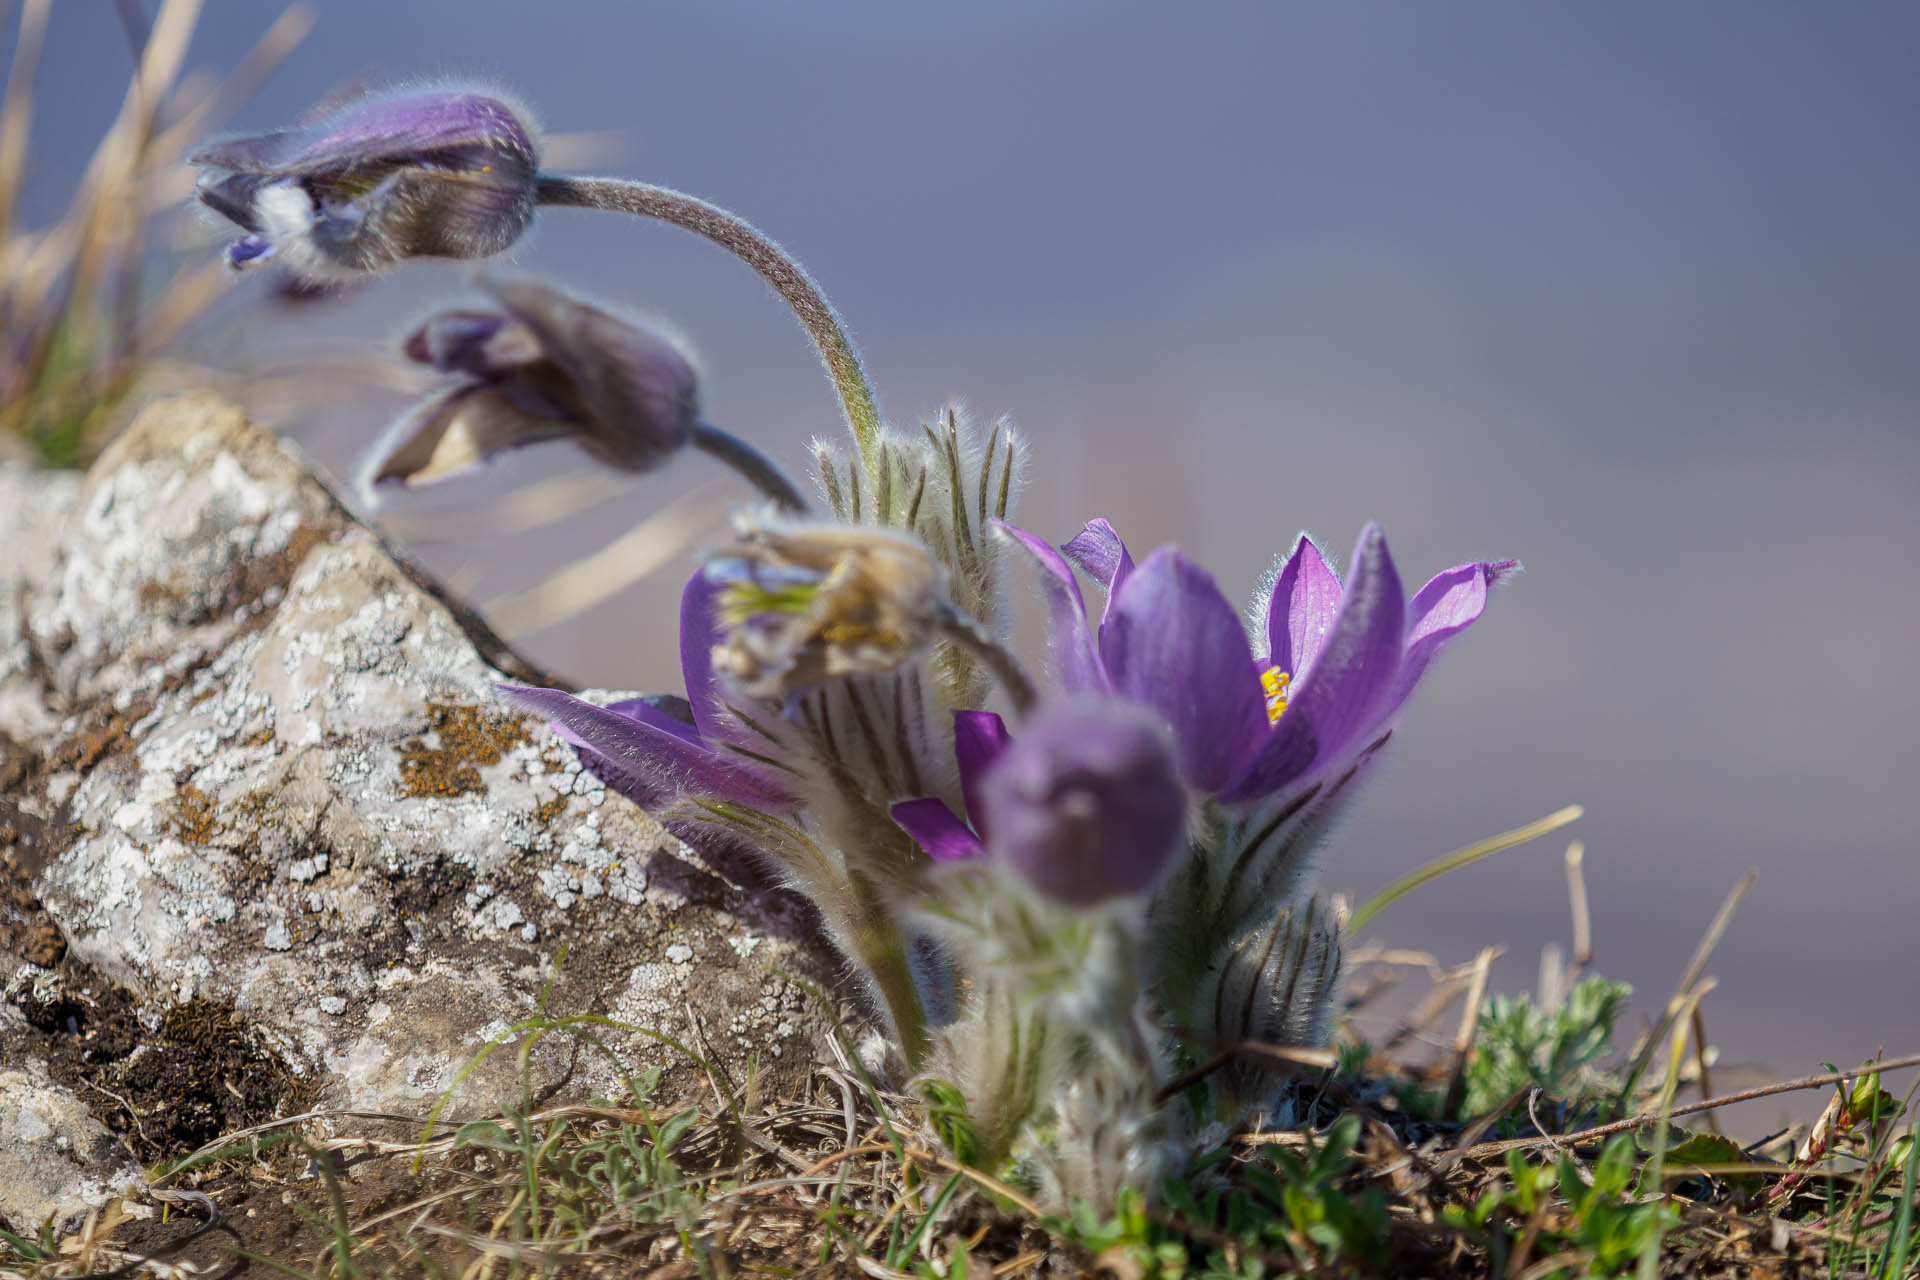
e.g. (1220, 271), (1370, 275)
(146, 4), (314, 161)
(1442, 946), (1500, 1121)
(378, 470), (636, 542)
(1617, 868), (1756, 1107)
(482, 480), (732, 638)
(1563, 839), (1591, 973)
(1634, 976), (1717, 1279)
(0, 0), (50, 251)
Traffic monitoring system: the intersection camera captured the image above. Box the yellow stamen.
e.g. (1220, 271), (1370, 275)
(1261, 666), (1291, 725)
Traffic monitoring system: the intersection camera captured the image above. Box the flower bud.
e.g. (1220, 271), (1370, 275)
(977, 698), (1186, 907)
(361, 276), (701, 492)
(189, 87), (539, 282)
(706, 516), (949, 700)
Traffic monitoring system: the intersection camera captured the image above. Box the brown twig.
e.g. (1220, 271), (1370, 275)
(1464, 1050), (1920, 1159)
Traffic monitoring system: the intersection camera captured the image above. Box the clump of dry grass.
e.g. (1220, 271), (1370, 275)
(0, 0), (312, 467)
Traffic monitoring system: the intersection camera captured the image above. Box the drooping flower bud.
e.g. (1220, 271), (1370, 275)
(976, 698), (1187, 908)
(706, 516), (950, 700)
(361, 276), (701, 492)
(189, 87), (540, 282)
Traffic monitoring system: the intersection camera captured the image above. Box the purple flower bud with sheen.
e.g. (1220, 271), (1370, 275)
(978, 699), (1187, 907)
(189, 87), (540, 282)
(893, 701), (1185, 906)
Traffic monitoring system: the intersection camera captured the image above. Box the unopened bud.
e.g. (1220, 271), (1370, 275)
(977, 698), (1186, 908)
(362, 276), (700, 491)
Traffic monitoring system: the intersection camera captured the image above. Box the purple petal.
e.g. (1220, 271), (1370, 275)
(225, 234), (276, 268)
(890, 797), (984, 862)
(602, 697), (702, 744)
(951, 710), (1010, 834)
(1102, 548), (1268, 792)
(196, 92), (539, 177)
(1060, 518), (1136, 630)
(1264, 534), (1343, 682)
(604, 694), (794, 800)
(494, 682), (789, 809)
(993, 521), (1108, 693)
(678, 572), (732, 744)
(1390, 558), (1520, 706)
(1222, 525), (1406, 804)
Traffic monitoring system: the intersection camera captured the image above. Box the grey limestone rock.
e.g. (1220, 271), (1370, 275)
(0, 394), (839, 1232)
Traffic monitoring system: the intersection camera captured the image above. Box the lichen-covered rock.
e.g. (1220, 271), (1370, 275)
(0, 395), (839, 1230)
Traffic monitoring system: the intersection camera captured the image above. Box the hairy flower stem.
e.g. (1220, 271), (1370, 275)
(534, 174), (884, 468)
(842, 870), (929, 1069)
(934, 602), (1037, 718)
(689, 421), (811, 514)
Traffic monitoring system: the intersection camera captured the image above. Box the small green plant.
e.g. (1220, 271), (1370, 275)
(1464, 974), (1632, 1119)
(452, 1071), (706, 1245)
(1445, 1135), (1679, 1278)
(1060, 1114), (1392, 1277)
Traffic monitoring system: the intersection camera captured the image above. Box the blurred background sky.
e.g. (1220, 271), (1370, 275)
(12, 2), (1919, 1120)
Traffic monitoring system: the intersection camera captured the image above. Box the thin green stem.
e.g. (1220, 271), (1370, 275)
(688, 420), (810, 513)
(535, 174), (883, 467)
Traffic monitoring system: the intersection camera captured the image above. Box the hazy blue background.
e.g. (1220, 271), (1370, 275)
(15, 2), (1919, 1116)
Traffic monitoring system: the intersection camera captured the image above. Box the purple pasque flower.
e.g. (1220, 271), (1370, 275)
(1000, 517), (1517, 806)
(361, 276), (700, 492)
(189, 87), (539, 281)
(891, 698), (1188, 908)
(494, 572), (793, 814)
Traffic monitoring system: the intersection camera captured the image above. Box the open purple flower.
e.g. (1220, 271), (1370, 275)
(1000, 518), (1517, 806)
(494, 573), (793, 814)
(891, 698), (1187, 907)
(189, 88), (539, 281)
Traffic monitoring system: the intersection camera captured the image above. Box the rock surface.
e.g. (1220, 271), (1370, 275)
(0, 394), (838, 1233)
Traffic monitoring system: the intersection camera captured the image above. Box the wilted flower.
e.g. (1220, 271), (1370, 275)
(706, 516), (953, 701)
(1002, 518), (1517, 804)
(189, 87), (539, 280)
(362, 276), (700, 492)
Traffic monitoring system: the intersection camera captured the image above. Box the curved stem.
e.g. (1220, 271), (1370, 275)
(935, 602), (1037, 719)
(536, 174), (883, 468)
(689, 420), (811, 514)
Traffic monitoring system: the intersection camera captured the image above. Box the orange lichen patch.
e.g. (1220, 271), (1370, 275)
(169, 784), (220, 844)
(397, 701), (532, 799)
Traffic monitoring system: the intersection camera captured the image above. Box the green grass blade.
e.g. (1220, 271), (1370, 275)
(1349, 805), (1582, 934)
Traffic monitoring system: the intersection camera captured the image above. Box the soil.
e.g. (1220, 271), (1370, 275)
(12, 964), (311, 1166)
